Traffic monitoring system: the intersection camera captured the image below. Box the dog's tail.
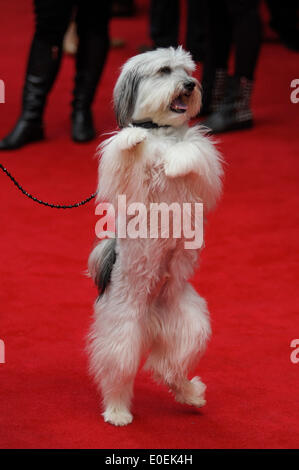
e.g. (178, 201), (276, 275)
(88, 238), (117, 298)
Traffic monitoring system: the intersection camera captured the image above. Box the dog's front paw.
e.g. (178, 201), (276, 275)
(164, 144), (199, 178)
(118, 127), (147, 151)
(164, 158), (184, 178)
(103, 406), (133, 426)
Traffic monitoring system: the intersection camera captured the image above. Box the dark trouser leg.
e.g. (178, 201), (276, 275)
(0, 0), (73, 150)
(186, 0), (207, 62)
(227, 0), (262, 80)
(200, 0), (232, 115)
(71, 0), (110, 142)
(150, 0), (179, 48)
(266, 0), (299, 51)
(202, 0), (261, 132)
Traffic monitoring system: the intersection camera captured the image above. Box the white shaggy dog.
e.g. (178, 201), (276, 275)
(88, 47), (223, 426)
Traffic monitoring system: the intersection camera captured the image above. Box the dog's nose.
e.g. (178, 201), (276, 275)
(184, 81), (195, 92)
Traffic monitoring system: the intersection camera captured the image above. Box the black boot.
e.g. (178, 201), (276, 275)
(71, 108), (95, 143)
(0, 107), (44, 150)
(200, 68), (227, 117)
(71, 30), (109, 143)
(0, 74), (47, 151)
(0, 38), (62, 150)
(202, 76), (253, 133)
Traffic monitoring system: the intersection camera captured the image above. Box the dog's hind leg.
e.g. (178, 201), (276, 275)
(145, 283), (211, 408)
(88, 294), (145, 426)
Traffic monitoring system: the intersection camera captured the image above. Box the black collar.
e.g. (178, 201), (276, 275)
(131, 120), (171, 129)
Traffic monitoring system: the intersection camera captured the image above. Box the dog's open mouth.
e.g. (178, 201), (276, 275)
(170, 91), (191, 114)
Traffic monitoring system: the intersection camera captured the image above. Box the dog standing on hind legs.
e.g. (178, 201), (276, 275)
(88, 47), (223, 426)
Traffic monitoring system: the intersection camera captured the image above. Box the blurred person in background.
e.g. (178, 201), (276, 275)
(0, 0), (110, 150)
(112, 0), (135, 17)
(266, 0), (299, 51)
(140, 0), (206, 62)
(63, 0), (136, 57)
(143, 0), (261, 134)
(201, 0), (262, 134)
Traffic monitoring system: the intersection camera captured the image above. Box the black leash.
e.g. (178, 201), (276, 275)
(0, 123), (169, 209)
(0, 163), (97, 209)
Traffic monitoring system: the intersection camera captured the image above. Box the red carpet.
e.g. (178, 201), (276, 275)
(0, 0), (299, 449)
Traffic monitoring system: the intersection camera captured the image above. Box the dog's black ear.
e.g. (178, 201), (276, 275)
(114, 69), (141, 128)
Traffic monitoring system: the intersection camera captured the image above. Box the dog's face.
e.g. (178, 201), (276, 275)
(113, 47), (201, 128)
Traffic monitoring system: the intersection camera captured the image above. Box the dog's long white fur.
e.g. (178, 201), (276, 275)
(87, 47), (223, 426)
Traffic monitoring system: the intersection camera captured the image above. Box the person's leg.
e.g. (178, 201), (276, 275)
(229, 0), (262, 81)
(266, 0), (299, 52)
(150, 0), (179, 48)
(71, 0), (110, 142)
(186, 0), (207, 63)
(202, 0), (261, 133)
(0, 0), (73, 150)
(200, 0), (232, 115)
